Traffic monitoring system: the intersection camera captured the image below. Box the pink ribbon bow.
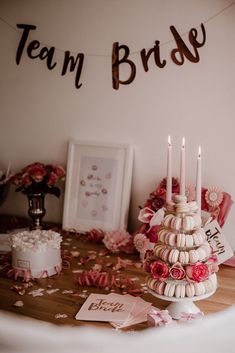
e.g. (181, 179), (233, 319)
(138, 207), (165, 227)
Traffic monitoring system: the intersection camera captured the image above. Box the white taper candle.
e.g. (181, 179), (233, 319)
(166, 136), (172, 203)
(196, 145), (202, 216)
(180, 137), (185, 196)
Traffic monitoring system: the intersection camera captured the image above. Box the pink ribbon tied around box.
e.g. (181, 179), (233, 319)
(147, 309), (173, 327)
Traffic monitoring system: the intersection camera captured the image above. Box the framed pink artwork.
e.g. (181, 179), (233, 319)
(62, 140), (133, 232)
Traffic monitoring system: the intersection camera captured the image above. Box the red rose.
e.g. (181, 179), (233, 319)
(169, 263), (186, 280)
(52, 165), (66, 178)
(28, 163), (46, 182)
(47, 172), (58, 186)
(186, 263), (209, 282)
(11, 172), (23, 186)
(150, 260), (169, 281)
(146, 225), (159, 243)
(159, 177), (179, 193)
(156, 187), (166, 198)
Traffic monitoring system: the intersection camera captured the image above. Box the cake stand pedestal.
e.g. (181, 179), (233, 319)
(148, 289), (216, 320)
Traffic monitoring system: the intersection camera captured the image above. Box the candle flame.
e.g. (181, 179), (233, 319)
(182, 137), (185, 148)
(198, 145), (201, 158)
(168, 135), (171, 146)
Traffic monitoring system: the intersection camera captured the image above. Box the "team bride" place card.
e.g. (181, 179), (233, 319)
(75, 293), (152, 328)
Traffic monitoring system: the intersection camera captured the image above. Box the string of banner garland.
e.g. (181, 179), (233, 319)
(0, 2), (233, 90)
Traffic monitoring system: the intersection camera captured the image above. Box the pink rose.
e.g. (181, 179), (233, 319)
(150, 260), (169, 281)
(186, 262), (209, 282)
(206, 256), (219, 274)
(169, 262), (186, 280)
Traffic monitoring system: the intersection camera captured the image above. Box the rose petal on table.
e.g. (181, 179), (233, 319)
(87, 250), (97, 255)
(134, 262), (142, 269)
(55, 313), (68, 319)
(23, 282), (33, 288)
(28, 288), (45, 297)
(92, 264), (102, 271)
(13, 300), (24, 307)
(46, 288), (60, 295)
(71, 251), (80, 257)
(98, 250), (109, 257)
(62, 290), (74, 294)
(72, 269), (84, 273)
(10, 285), (25, 296)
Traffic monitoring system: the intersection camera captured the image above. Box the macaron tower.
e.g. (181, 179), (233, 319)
(146, 195), (218, 299)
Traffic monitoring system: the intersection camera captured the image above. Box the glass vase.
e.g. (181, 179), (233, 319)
(27, 192), (46, 230)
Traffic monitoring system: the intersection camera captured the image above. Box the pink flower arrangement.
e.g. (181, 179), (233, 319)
(11, 162), (66, 197)
(186, 262), (209, 282)
(150, 260), (169, 281)
(169, 262), (186, 280)
(102, 230), (133, 253)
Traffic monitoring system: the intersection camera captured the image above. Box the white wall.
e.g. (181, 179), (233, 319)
(0, 0), (234, 248)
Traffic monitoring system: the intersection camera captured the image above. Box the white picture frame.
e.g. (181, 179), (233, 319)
(62, 140), (133, 232)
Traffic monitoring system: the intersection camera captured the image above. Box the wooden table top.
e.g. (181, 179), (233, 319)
(0, 229), (235, 330)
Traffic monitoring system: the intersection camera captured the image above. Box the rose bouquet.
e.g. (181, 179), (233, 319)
(11, 162), (66, 197)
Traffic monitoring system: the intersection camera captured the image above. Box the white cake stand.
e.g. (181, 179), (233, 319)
(148, 289), (216, 320)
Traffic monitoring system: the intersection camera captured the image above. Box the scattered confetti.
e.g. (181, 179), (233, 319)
(46, 288), (60, 295)
(87, 250), (97, 255)
(10, 285), (25, 296)
(72, 269), (84, 273)
(29, 288), (45, 297)
(63, 242), (70, 246)
(78, 293), (89, 299)
(55, 313), (68, 319)
(92, 264), (102, 271)
(71, 251), (80, 257)
(62, 290), (74, 294)
(13, 300), (24, 307)
(130, 277), (140, 281)
(134, 262), (142, 269)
